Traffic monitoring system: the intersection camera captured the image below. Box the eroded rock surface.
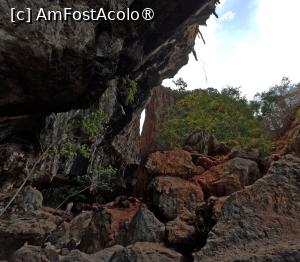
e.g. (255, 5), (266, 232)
(149, 176), (204, 220)
(194, 157), (261, 198)
(194, 155), (300, 261)
(146, 149), (204, 178)
(111, 242), (183, 262)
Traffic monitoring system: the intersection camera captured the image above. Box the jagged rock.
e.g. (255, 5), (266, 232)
(78, 202), (141, 253)
(193, 155), (219, 170)
(207, 196), (228, 221)
(47, 221), (70, 249)
(0, 211), (58, 259)
(207, 135), (231, 156)
(0, 1), (218, 118)
(194, 155), (300, 262)
(194, 157), (261, 198)
(290, 129), (300, 155)
(61, 245), (125, 262)
(125, 205), (165, 244)
(184, 131), (230, 156)
(184, 131), (209, 154)
(0, 144), (28, 193)
(149, 176), (204, 220)
(69, 211), (93, 247)
(166, 217), (197, 247)
(12, 245), (59, 262)
(276, 108), (300, 156)
(76, 210), (113, 253)
(17, 186), (43, 212)
(195, 196), (228, 233)
(140, 86), (176, 157)
(111, 242), (182, 262)
(228, 146), (261, 162)
(12, 245), (125, 262)
(145, 149), (204, 179)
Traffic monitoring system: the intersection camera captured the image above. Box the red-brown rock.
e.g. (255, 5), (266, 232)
(166, 217), (197, 247)
(194, 155), (218, 170)
(194, 157), (261, 198)
(148, 176), (204, 220)
(146, 149), (205, 179)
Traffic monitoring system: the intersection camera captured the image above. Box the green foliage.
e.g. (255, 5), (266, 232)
(56, 141), (91, 159)
(158, 87), (272, 153)
(92, 166), (117, 177)
(74, 174), (91, 185)
(91, 166), (118, 188)
(57, 141), (75, 158)
(124, 77), (138, 105)
(296, 108), (300, 122)
(173, 78), (187, 92)
(77, 144), (92, 159)
(255, 77), (298, 136)
(255, 77), (293, 116)
(73, 165), (118, 192)
(82, 110), (108, 138)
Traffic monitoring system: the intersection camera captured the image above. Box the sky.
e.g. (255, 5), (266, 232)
(163, 0), (300, 99)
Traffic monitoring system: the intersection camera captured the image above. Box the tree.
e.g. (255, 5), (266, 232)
(173, 78), (187, 92)
(255, 77), (298, 136)
(158, 87), (272, 153)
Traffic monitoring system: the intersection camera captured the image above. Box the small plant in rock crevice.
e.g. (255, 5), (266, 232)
(82, 110), (108, 138)
(53, 110), (108, 160)
(124, 76), (138, 106)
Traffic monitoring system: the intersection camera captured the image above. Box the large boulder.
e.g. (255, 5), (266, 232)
(145, 149), (204, 179)
(12, 245), (59, 262)
(111, 242), (183, 262)
(13, 245), (125, 262)
(69, 211), (94, 247)
(289, 128), (300, 155)
(185, 132), (230, 156)
(78, 201), (141, 253)
(193, 155), (219, 170)
(194, 157), (261, 198)
(0, 211), (58, 259)
(194, 155), (300, 262)
(166, 217), (197, 248)
(149, 176), (204, 220)
(61, 245), (125, 262)
(17, 186), (43, 212)
(125, 205), (165, 244)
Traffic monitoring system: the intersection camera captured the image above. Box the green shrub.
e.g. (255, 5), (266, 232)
(56, 140), (91, 159)
(158, 87), (272, 154)
(82, 110), (108, 138)
(125, 77), (138, 105)
(77, 144), (92, 159)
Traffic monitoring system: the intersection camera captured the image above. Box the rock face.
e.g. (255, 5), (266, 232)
(194, 157), (261, 198)
(276, 110), (300, 156)
(194, 155), (300, 261)
(125, 205), (165, 244)
(61, 245), (125, 262)
(0, 1), (218, 117)
(140, 86), (176, 157)
(149, 176), (204, 220)
(166, 217), (197, 247)
(111, 242), (183, 262)
(0, 210), (58, 259)
(146, 149), (204, 178)
(12, 245), (59, 262)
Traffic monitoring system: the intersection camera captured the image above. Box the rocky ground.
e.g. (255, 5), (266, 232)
(1, 123), (300, 261)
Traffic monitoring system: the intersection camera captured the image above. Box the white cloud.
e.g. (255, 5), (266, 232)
(163, 0), (300, 99)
